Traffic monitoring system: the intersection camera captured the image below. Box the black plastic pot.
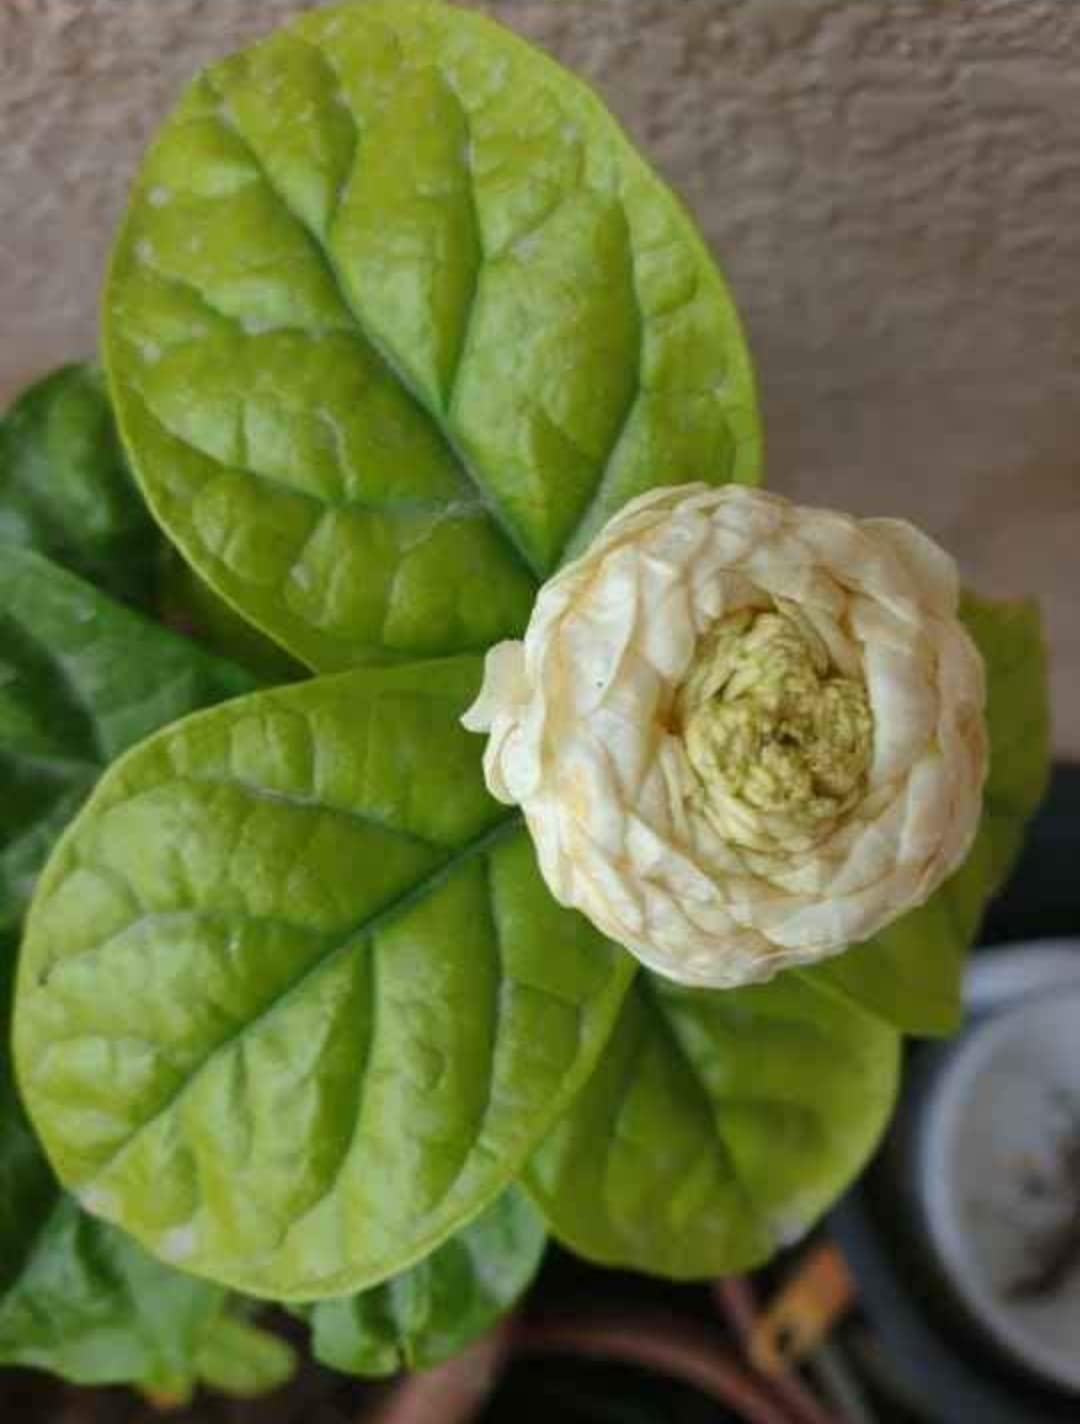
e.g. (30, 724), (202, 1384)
(831, 764), (1080, 1424)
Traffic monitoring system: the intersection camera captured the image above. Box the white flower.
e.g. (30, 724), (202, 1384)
(463, 485), (987, 989)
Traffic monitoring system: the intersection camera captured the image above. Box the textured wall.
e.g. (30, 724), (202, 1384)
(3, 0), (1078, 751)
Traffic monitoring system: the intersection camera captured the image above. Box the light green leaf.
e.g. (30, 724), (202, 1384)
(800, 592), (1050, 1036)
(193, 1313), (297, 1397)
(0, 548), (256, 931)
(0, 931), (228, 1388)
(14, 657), (633, 1299)
(159, 547), (308, 685)
(104, 0), (759, 672)
(0, 364), (158, 610)
(526, 970), (899, 1278)
(298, 1186), (545, 1377)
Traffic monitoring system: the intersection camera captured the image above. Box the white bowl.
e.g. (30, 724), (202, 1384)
(919, 977), (1080, 1394)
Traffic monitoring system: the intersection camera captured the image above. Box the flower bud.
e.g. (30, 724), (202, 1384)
(464, 485), (986, 988)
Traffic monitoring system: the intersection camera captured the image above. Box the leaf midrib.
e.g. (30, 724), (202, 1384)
(201, 68), (546, 588)
(635, 976), (762, 1240)
(201, 47), (649, 587)
(87, 813), (523, 1183)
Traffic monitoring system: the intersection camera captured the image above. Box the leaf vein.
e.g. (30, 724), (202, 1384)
(84, 816), (522, 1184)
(555, 202), (644, 565)
(203, 70), (542, 584)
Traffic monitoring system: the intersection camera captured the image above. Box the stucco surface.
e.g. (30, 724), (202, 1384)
(2, 0), (1077, 751)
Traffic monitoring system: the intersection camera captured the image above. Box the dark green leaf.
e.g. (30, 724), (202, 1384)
(526, 970), (898, 1278)
(0, 359), (302, 682)
(0, 365), (158, 609)
(0, 1195), (226, 1387)
(104, 0), (760, 672)
(958, 592), (1050, 884)
(299, 1186), (545, 1376)
(0, 933), (54, 1303)
(0, 548), (256, 931)
(14, 657), (633, 1298)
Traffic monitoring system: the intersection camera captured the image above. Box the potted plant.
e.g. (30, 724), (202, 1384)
(0, 4), (1049, 1418)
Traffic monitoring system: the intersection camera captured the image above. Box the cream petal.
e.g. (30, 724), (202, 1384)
(461, 640), (528, 732)
(862, 517), (959, 616)
(862, 641), (937, 785)
(480, 715), (523, 804)
(568, 831), (645, 938)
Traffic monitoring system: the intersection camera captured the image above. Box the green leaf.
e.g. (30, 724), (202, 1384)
(796, 895), (971, 1039)
(0, 633), (272, 1396)
(0, 548), (256, 931)
(958, 592), (1050, 884)
(298, 1186), (545, 1377)
(0, 931), (228, 1388)
(104, 0), (760, 673)
(159, 548), (308, 684)
(193, 1313), (297, 1397)
(0, 1196), (226, 1388)
(800, 592), (1051, 1037)
(0, 359), (301, 683)
(0, 364), (158, 610)
(0, 588), (269, 1394)
(0, 933), (54, 1307)
(526, 970), (899, 1278)
(14, 657), (634, 1299)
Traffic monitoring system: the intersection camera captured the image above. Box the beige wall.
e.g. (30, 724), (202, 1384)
(3, 0), (1078, 753)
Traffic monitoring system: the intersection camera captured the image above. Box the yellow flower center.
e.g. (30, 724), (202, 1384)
(675, 603), (873, 852)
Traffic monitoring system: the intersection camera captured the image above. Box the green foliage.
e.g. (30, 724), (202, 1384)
(14, 659), (633, 1298)
(0, 392), (286, 1395)
(958, 592), (1050, 883)
(298, 1187), (545, 1376)
(526, 969), (899, 1276)
(0, 362), (304, 684)
(0, 365), (157, 609)
(190, 1311), (297, 1399)
(104, 0), (760, 672)
(2, 935), (288, 1398)
(0, 0), (1054, 1396)
(0, 1194), (225, 1388)
(159, 548), (307, 684)
(0, 548), (255, 932)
